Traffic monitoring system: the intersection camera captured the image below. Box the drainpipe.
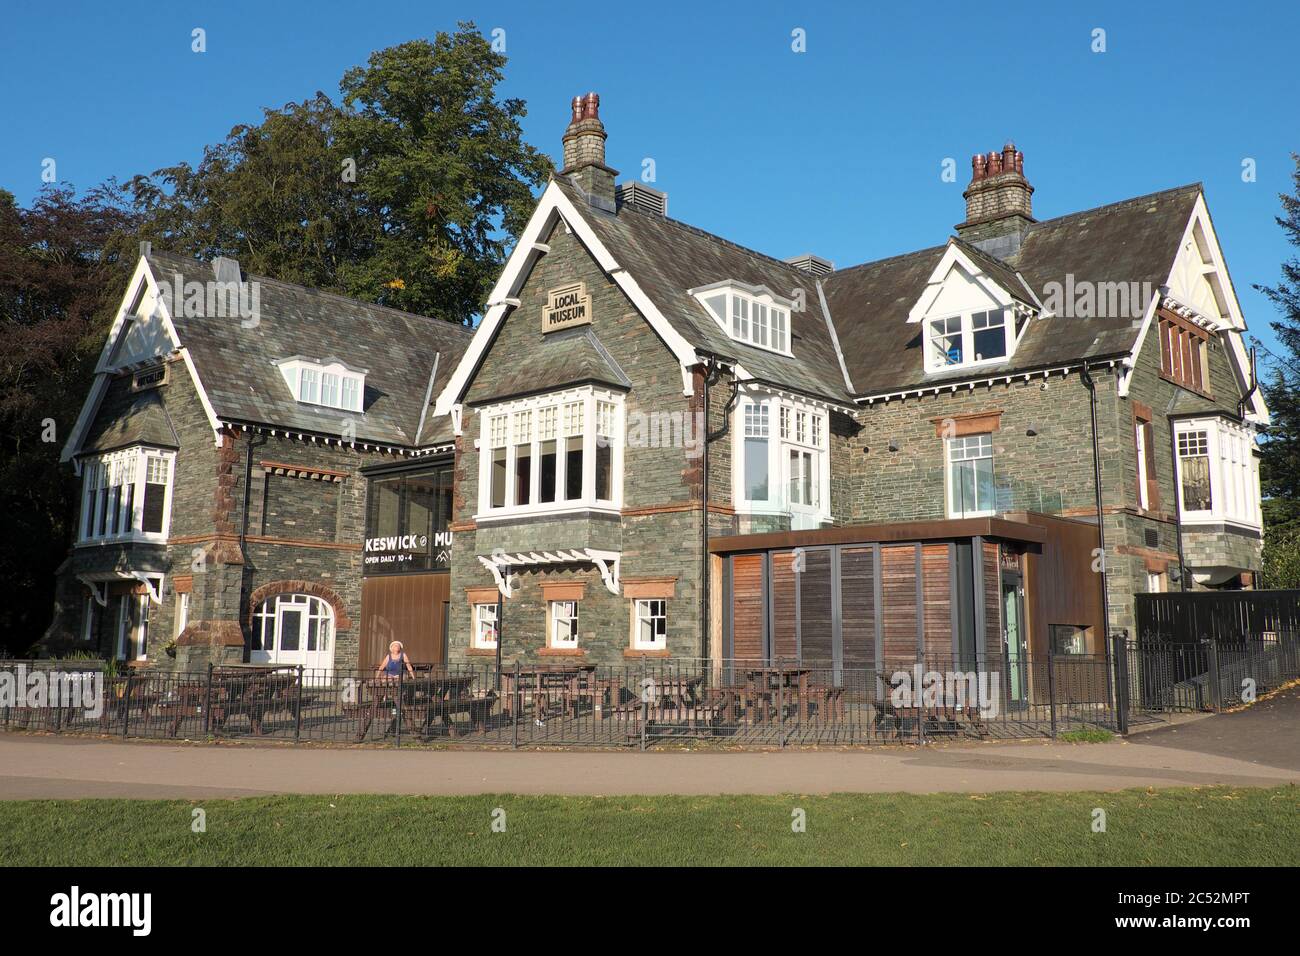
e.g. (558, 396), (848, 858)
(1168, 426), (1190, 592)
(1079, 363), (1114, 663)
(699, 357), (724, 661)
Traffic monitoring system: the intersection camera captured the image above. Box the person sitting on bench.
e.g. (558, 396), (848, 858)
(376, 641), (415, 681)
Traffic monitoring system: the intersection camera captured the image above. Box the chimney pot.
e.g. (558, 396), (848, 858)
(958, 140), (1034, 255)
(562, 92), (617, 210)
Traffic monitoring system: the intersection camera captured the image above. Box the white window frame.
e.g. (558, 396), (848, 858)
(924, 307), (1020, 373)
(475, 386), (625, 521)
(632, 598), (667, 652)
(472, 602), (499, 650)
(1135, 419), (1151, 510)
(733, 390), (831, 528)
(946, 434), (996, 518)
(277, 358), (366, 413)
(548, 599), (580, 649)
(1173, 417), (1261, 530)
(174, 590), (189, 638)
(692, 284), (793, 356)
(77, 446), (176, 545)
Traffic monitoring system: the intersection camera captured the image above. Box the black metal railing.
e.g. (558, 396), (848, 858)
(0, 651), (1122, 748)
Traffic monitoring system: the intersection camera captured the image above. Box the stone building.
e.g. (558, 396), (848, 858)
(46, 250), (469, 673)
(434, 94), (1267, 672)
(45, 92), (1268, 679)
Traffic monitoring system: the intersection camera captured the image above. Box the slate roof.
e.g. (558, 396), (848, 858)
(555, 179), (856, 405)
(815, 184), (1201, 395)
(465, 327), (631, 406)
(145, 250), (471, 447)
(82, 385), (179, 453)
(557, 176), (1201, 401)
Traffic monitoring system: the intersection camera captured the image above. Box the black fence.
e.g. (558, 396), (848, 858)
(6, 632), (1293, 748)
(1122, 630), (1300, 713)
(0, 653), (1118, 748)
(1135, 590), (1300, 643)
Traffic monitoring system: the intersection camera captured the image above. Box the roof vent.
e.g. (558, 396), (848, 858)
(784, 254), (835, 278)
(615, 181), (668, 217)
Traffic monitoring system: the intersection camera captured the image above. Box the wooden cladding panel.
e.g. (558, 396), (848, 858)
(840, 547), (876, 668)
(922, 543), (952, 657)
(799, 549), (835, 664)
(880, 545), (919, 661)
(983, 541), (1002, 660)
(360, 573), (450, 668)
(731, 554), (765, 660)
(771, 551), (798, 659)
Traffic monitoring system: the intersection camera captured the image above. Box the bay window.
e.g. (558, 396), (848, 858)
(735, 392), (830, 525)
(78, 447), (175, 544)
(477, 387), (624, 518)
(947, 434), (995, 517)
(1174, 418), (1261, 528)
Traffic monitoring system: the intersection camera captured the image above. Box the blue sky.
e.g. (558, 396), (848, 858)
(3, 0), (1297, 362)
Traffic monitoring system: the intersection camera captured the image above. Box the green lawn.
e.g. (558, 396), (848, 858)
(0, 787), (1294, 866)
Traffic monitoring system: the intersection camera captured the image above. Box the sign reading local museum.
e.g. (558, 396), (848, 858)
(542, 282), (592, 333)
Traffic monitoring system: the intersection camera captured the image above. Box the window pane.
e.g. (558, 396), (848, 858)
(595, 441), (612, 501)
(490, 447), (507, 508)
(1181, 454), (1212, 510)
(974, 455), (995, 512)
(565, 436), (584, 500)
(930, 316), (962, 366)
(539, 439), (557, 503)
(142, 457), (168, 534)
(745, 438), (769, 500)
(972, 309), (1007, 360)
(514, 443), (532, 505)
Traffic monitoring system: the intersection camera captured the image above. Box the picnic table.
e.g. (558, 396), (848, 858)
(342, 670), (493, 741)
(744, 666), (812, 723)
(155, 666), (305, 738)
(872, 672), (985, 738)
(501, 665), (597, 722)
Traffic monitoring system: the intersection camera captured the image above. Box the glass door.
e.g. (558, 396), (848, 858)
(1002, 576), (1027, 709)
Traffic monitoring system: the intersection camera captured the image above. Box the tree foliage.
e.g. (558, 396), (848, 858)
(0, 184), (139, 652)
(1257, 154), (1300, 537)
(128, 23), (551, 323)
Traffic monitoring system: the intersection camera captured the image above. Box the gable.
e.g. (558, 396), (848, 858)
(464, 218), (658, 407)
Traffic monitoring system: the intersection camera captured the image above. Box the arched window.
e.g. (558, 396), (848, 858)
(250, 594), (334, 673)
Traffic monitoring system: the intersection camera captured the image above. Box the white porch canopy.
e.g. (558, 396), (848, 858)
(477, 548), (621, 598)
(77, 570), (166, 605)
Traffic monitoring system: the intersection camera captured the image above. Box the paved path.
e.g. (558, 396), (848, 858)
(0, 728), (1294, 799)
(1135, 685), (1300, 771)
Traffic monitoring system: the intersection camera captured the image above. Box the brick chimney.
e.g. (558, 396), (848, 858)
(956, 141), (1035, 258)
(561, 92), (618, 211)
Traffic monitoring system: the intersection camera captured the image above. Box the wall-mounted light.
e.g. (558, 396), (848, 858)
(887, 439), (899, 452)
(1025, 425), (1038, 437)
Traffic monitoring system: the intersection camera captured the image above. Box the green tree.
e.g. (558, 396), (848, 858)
(129, 23), (551, 323)
(1262, 527), (1300, 589)
(1257, 154), (1300, 536)
(0, 184), (138, 653)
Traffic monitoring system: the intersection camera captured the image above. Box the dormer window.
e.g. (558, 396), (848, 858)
(925, 308), (1012, 371)
(276, 358), (366, 412)
(691, 283), (792, 356)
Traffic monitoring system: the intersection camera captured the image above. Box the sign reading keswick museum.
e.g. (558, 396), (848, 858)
(542, 282), (592, 333)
